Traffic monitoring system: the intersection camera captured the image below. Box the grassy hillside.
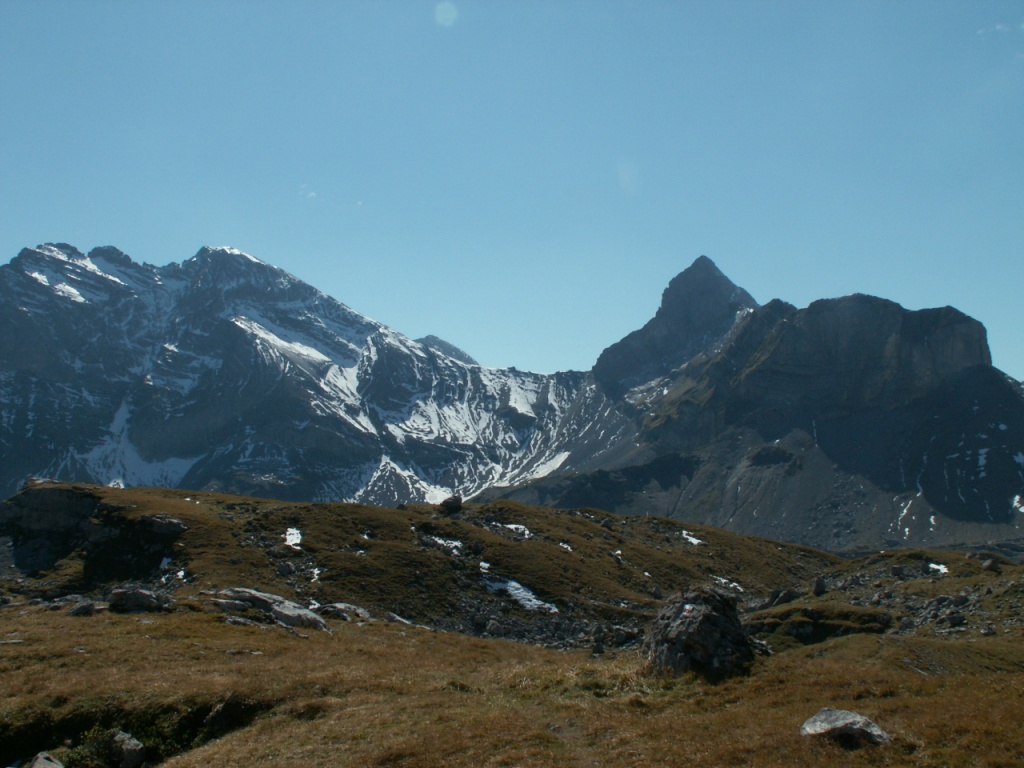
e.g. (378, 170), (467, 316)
(3, 482), (1024, 766)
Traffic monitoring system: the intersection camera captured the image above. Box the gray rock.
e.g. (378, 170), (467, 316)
(484, 619), (505, 637)
(770, 588), (803, 607)
(642, 586), (758, 679)
(26, 753), (65, 768)
(68, 600), (97, 616)
(112, 730), (145, 768)
(209, 598), (252, 613)
(140, 515), (189, 537)
(108, 587), (172, 613)
(812, 575), (828, 596)
(317, 602), (372, 621)
(800, 707), (891, 745)
(216, 588), (329, 632)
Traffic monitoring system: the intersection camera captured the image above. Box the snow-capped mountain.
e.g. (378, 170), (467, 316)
(0, 243), (633, 504)
(3, 242), (1024, 552)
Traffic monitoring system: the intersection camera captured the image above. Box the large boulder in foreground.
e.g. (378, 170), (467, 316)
(642, 586), (757, 679)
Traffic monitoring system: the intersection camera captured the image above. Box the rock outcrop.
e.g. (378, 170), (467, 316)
(800, 707), (891, 746)
(0, 483), (187, 583)
(108, 587), (173, 613)
(212, 587), (330, 632)
(642, 586), (758, 679)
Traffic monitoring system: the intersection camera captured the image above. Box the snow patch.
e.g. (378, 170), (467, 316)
(680, 530), (704, 546)
(558, 542), (573, 552)
(711, 576), (744, 592)
(502, 524), (533, 539)
(521, 451), (570, 482)
(428, 536), (463, 555)
(75, 401), (202, 488)
(894, 498), (914, 538)
(284, 528), (302, 549)
(928, 563), (949, 575)
(482, 576), (558, 613)
(232, 316), (331, 365)
(54, 283), (87, 303)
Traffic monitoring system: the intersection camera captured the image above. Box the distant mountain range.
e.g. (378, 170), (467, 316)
(2, 242), (1022, 552)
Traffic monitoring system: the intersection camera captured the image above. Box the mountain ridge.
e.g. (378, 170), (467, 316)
(2, 242), (1022, 552)
(0, 243), (635, 506)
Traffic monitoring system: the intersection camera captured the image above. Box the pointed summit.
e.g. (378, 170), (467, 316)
(593, 256), (757, 395)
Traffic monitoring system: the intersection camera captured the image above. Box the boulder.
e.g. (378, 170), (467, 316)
(216, 588), (329, 632)
(27, 754), (64, 768)
(800, 707), (891, 746)
(68, 600), (97, 616)
(316, 602), (372, 621)
(439, 495), (463, 514)
(112, 730), (146, 768)
(108, 587), (172, 613)
(812, 575), (828, 596)
(642, 586), (757, 679)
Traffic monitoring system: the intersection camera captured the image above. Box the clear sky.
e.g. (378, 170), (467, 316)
(2, 1), (1022, 378)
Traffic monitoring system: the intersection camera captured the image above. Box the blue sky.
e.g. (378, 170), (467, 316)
(2, 1), (1022, 378)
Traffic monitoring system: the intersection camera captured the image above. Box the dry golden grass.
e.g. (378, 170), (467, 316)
(3, 603), (1024, 767)
(5, 482), (1024, 766)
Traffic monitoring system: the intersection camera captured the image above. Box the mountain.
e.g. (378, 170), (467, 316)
(0, 243), (633, 505)
(2, 242), (1023, 552)
(496, 293), (1024, 552)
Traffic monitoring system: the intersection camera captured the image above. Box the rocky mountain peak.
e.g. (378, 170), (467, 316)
(87, 245), (134, 268)
(593, 256), (758, 396)
(657, 255), (758, 334)
(416, 335), (479, 366)
(41, 242), (85, 259)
